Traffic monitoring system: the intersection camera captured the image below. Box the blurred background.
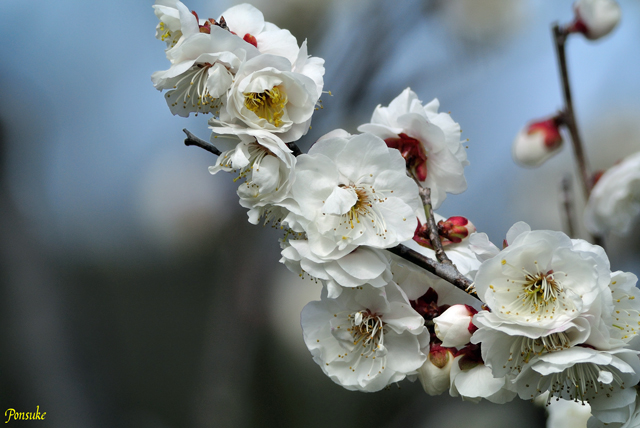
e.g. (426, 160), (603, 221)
(1, 0), (639, 426)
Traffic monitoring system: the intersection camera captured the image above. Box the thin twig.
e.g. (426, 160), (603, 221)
(560, 175), (576, 238)
(419, 186), (452, 265)
(287, 142), (302, 157)
(552, 24), (606, 249)
(183, 128), (221, 156)
(552, 24), (591, 200)
(387, 244), (479, 300)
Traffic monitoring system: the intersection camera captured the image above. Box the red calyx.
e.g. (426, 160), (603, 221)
(385, 133), (428, 181)
(528, 118), (562, 150)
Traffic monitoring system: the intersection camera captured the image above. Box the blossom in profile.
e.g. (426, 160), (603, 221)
(208, 129), (296, 223)
(301, 283), (428, 392)
(512, 116), (563, 167)
(584, 151), (640, 236)
(358, 88), (468, 209)
(570, 0), (621, 41)
(280, 241), (393, 299)
(153, 0), (198, 50)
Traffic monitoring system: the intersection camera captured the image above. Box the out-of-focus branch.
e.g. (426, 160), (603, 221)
(183, 129), (221, 156)
(552, 24), (606, 249)
(553, 24), (592, 201)
(560, 175), (576, 238)
(387, 244), (479, 300)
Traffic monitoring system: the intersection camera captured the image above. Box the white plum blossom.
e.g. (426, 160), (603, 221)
(572, 0), (621, 40)
(584, 151), (640, 236)
(473, 223), (611, 334)
(515, 347), (640, 403)
(288, 131), (421, 259)
(358, 87), (468, 209)
(280, 241), (393, 299)
(219, 3), (300, 64)
(301, 283), (428, 392)
(153, 0), (198, 50)
(471, 223), (613, 374)
(512, 117), (564, 167)
(434, 305), (476, 348)
(208, 129), (295, 224)
(210, 53), (322, 143)
(151, 24), (259, 117)
(607, 271), (640, 345)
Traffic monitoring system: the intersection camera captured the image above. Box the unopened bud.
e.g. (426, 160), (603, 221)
(570, 0), (621, 40)
(438, 216), (475, 245)
(512, 117), (563, 167)
(417, 344), (455, 396)
(434, 305), (477, 348)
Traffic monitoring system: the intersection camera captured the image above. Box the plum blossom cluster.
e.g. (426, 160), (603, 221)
(152, 0), (640, 427)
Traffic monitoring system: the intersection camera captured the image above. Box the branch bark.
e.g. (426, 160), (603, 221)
(183, 129), (221, 156)
(387, 244), (479, 300)
(553, 24), (591, 201)
(418, 186), (453, 265)
(552, 24), (606, 248)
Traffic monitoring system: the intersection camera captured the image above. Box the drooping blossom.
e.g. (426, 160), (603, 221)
(208, 129), (296, 224)
(589, 386), (640, 428)
(358, 88), (468, 209)
(301, 283), (428, 392)
(514, 346), (640, 404)
(512, 116), (563, 167)
(151, 16), (259, 116)
(280, 241), (393, 299)
(570, 0), (621, 40)
(584, 151), (640, 236)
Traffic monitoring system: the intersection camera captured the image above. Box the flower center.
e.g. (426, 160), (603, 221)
(498, 261), (569, 322)
(348, 310), (384, 356)
(334, 184), (389, 240)
(244, 86), (288, 127)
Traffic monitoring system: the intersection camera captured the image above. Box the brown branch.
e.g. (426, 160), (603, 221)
(560, 175), (576, 238)
(183, 128), (221, 156)
(287, 142), (302, 157)
(552, 24), (591, 200)
(387, 244), (479, 300)
(552, 24), (607, 249)
(411, 177), (452, 265)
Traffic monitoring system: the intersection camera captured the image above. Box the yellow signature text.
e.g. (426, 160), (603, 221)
(4, 406), (46, 423)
